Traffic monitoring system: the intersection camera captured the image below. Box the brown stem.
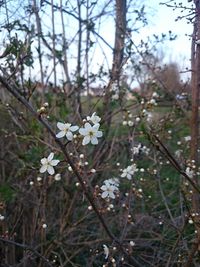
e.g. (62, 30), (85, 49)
(0, 72), (141, 267)
(0, 237), (53, 267)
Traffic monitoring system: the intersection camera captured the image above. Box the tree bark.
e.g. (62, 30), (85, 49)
(111, 0), (126, 81)
(191, 0), (200, 252)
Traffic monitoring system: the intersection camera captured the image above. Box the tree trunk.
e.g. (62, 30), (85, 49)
(191, 0), (200, 252)
(111, 0), (126, 81)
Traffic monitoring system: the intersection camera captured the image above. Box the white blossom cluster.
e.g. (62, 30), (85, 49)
(39, 112), (103, 176)
(132, 143), (141, 155)
(184, 136), (191, 142)
(131, 143), (150, 156)
(148, 98), (157, 106)
(56, 112), (103, 146)
(185, 167), (194, 178)
(100, 164), (138, 200)
(111, 82), (119, 100)
(147, 92), (159, 106)
(141, 145), (150, 155)
(142, 109), (153, 122)
(121, 164), (138, 180)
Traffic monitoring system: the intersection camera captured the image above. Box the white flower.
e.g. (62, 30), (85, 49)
(87, 112), (101, 125)
(186, 167), (194, 178)
(146, 112), (153, 122)
(184, 136), (191, 142)
(149, 98), (157, 105)
(79, 122), (103, 145)
(121, 164), (138, 180)
(40, 152), (60, 175)
(112, 93), (119, 100)
(132, 144), (141, 155)
(56, 122), (79, 140)
(101, 180), (118, 199)
(103, 244), (109, 259)
(140, 145), (150, 155)
(175, 149), (182, 158)
(152, 92), (159, 98)
(111, 82), (119, 92)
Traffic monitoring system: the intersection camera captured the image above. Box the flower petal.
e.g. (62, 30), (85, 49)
(84, 122), (92, 130)
(66, 131), (73, 141)
(82, 135), (90, 145)
(101, 185), (107, 191)
(56, 131), (66, 138)
(48, 153), (54, 161)
(47, 165), (55, 175)
(70, 125), (79, 132)
(91, 136), (98, 145)
(50, 159), (60, 166)
(86, 115), (91, 121)
(96, 130), (103, 137)
(103, 244), (109, 259)
(40, 165), (47, 173)
(79, 128), (87, 136)
(101, 191), (108, 199)
(127, 174), (132, 180)
(109, 191), (115, 199)
(41, 158), (47, 164)
(93, 124), (100, 131)
(57, 122), (65, 130)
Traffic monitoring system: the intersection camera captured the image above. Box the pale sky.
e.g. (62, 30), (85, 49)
(83, 0), (193, 84)
(0, 0), (193, 84)
(146, 0), (193, 68)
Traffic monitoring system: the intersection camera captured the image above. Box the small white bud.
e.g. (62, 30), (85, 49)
(68, 166), (72, 172)
(128, 120), (134, 126)
(135, 117), (140, 122)
(130, 241), (135, 246)
(54, 173), (61, 181)
(0, 215), (5, 221)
